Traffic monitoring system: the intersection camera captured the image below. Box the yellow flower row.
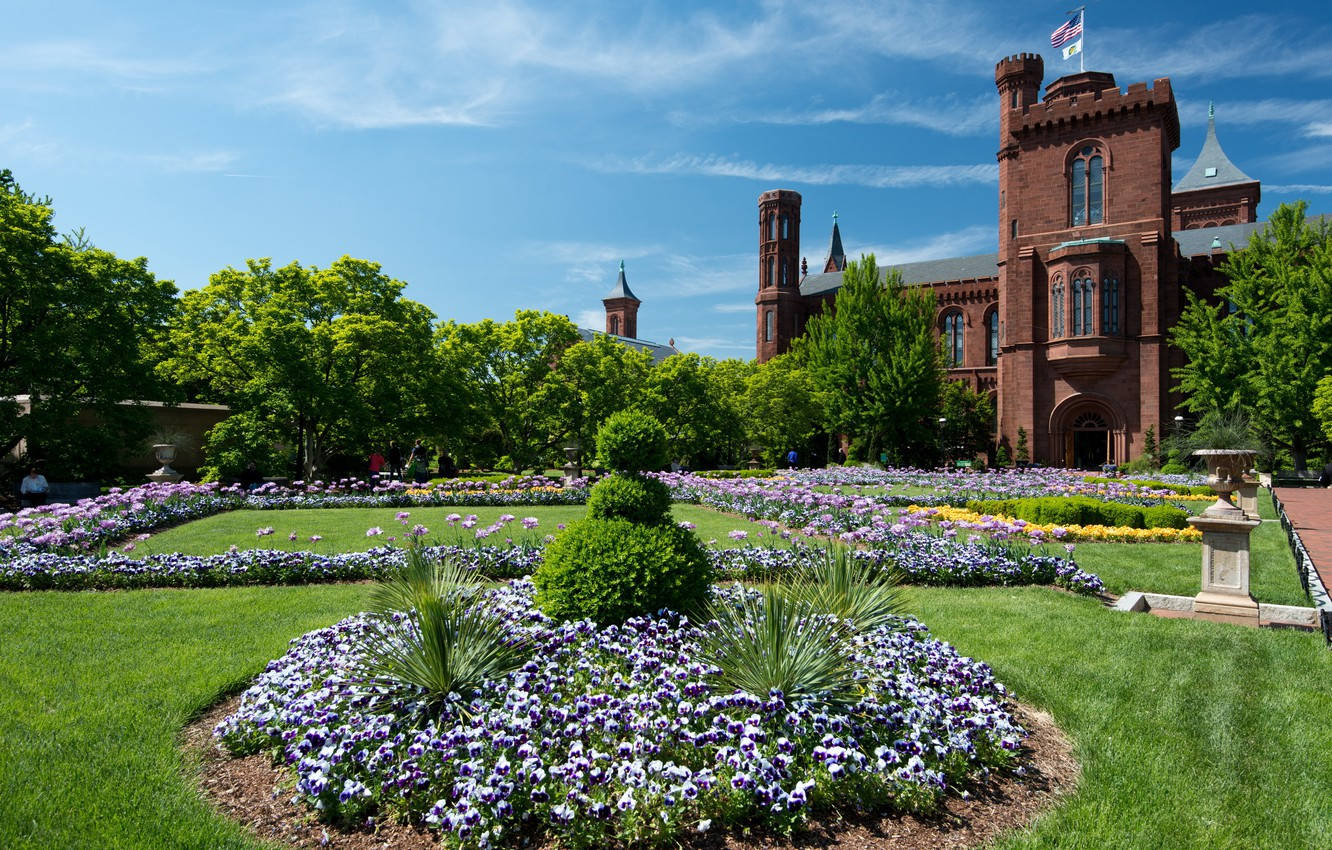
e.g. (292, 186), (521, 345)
(907, 505), (1202, 543)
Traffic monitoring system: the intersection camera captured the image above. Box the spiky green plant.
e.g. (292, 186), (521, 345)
(704, 585), (856, 706)
(785, 546), (906, 633)
(360, 548), (531, 709)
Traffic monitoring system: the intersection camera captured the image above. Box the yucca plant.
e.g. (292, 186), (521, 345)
(784, 546), (906, 633)
(704, 585), (856, 706)
(360, 548), (531, 710)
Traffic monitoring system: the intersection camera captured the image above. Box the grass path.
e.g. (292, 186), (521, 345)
(1, 585), (1328, 848)
(141, 504), (784, 557)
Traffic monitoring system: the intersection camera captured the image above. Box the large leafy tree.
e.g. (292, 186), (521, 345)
(797, 254), (944, 465)
(1171, 202), (1332, 469)
(536, 332), (654, 458)
(162, 256), (444, 480)
(742, 353), (822, 465)
(436, 311), (581, 473)
(938, 380), (995, 464)
(0, 170), (177, 480)
(639, 353), (748, 468)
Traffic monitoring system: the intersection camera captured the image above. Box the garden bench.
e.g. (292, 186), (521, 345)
(1271, 470), (1323, 488)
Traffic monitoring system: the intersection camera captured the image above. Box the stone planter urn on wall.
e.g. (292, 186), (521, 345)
(1188, 449), (1261, 624)
(147, 443), (184, 484)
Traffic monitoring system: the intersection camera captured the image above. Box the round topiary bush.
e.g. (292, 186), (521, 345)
(586, 473), (671, 524)
(595, 410), (668, 472)
(534, 518), (712, 625)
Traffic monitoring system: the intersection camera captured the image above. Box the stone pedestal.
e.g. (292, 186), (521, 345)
(1189, 449), (1261, 625)
(148, 444), (184, 484)
(1236, 450), (1260, 521)
(1189, 513), (1261, 624)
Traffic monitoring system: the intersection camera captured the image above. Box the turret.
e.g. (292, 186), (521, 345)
(603, 260), (641, 338)
(755, 189), (802, 362)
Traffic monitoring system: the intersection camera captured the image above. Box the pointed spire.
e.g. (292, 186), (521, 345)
(822, 211), (846, 273)
(1174, 103), (1255, 192)
(605, 260), (640, 302)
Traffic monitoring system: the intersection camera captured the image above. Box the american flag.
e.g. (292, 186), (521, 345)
(1051, 15), (1082, 48)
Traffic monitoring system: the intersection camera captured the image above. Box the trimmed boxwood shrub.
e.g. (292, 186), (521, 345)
(533, 517), (712, 625)
(595, 410), (668, 472)
(966, 496), (1187, 529)
(1084, 475), (1211, 496)
(586, 473), (672, 524)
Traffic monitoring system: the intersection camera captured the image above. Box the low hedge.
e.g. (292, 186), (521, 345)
(965, 496), (1189, 529)
(696, 469), (778, 479)
(1084, 475), (1211, 496)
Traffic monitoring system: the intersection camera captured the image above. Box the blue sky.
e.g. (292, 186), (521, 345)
(6, 1), (1332, 359)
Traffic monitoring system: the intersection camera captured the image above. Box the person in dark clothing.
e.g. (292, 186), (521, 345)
(239, 461), (263, 490)
(1320, 464), (1332, 489)
(387, 441), (404, 480)
(786, 449), (798, 470)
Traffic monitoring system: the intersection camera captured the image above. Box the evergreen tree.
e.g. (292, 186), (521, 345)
(1015, 426), (1030, 464)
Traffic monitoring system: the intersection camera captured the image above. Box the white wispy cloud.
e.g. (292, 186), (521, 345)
(713, 303), (755, 313)
(0, 39), (209, 82)
(523, 240), (663, 285)
(1108, 16), (1332, 83)
(585, 154), (997, 189)
(1304, 122), (1332, 139)
(141, 151), (239, 173)
(852, 224), (995, 266)
(574, 309), (604, 330)
(676, 92), (994, 136)
(1260, 144), (1332, 175)
(652, 252), (754, 298)
(1266, 183), (1332, 195)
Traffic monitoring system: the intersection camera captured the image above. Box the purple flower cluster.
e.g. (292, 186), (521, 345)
(0, 544), (545, 591)
(710, 541), (1105, 595)
(216, 581), (1024, 847)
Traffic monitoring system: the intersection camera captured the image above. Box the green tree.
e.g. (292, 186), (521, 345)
(436, 311), (581, 473)
(742, 353), (822, 465)
(163, 256), (444, 480)
(1171, 202), (1332, 469)
(1142, 425), (1159, 468)
(797, 254), (944, 466)
(536, 332), (653, 460)
(1015, 426), (1030, 464)
(639, 352), (747, 469)
(1314, 375), (1332, 447)
(0, 170), (178, 480)
(938, 380), (995, 464)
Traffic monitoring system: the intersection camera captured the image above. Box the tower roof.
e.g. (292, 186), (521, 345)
(1174, 103), (1255, 192)
(603, 260), (640, 302)
(823, 211), (846, 273)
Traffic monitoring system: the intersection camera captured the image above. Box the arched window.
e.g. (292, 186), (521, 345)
(609, 316), (620, 336)
(764, 310), (774, 342)
(985, 308), (999, 365)
(780, 259), (788, 287)
(943, 311), (964, 367)
(766, 257), (775, 288)
(1071, 276), (1095, 335)
(768, 215), (776, 241)
(1070, 145), (1106, 226)
(781, 215), (789, 239)
(1102, 276), (1119, 335)
(1051, 278), (1065, 338)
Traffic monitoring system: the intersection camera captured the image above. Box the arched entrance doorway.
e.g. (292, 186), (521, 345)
(1067, 411), (1110, 470)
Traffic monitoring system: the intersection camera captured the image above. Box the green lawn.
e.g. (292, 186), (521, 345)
(1072, 489), (1309, 607)
(1, 584), (1327, 849)
(141, 504), (784, 556)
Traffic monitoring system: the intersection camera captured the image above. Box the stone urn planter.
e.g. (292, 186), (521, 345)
(148, 443), (184, 484)
(1188, 448), (1261, 624)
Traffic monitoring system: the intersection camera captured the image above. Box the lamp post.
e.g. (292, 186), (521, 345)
(938, 417), (948, 467)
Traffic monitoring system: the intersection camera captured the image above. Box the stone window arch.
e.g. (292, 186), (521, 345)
(1102, 275), (1120, 335)
(985, 305), (1000, 365)
(764, 310), (774, 342)
(941, 309), (964, 367)
(766, 256), (775, 288)
(1051, 274), (1065, 338)
(1071, 269), (1095, 336)
(609, 315), (620, 336)
(1068, 140), (1110, 226)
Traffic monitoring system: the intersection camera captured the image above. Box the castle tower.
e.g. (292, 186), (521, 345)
(1171, 103), (1260, 230)
(994, 55), (1180, 468)
(602, 260), (640, 338)
(822, 211), (846, 272)
(755, 189), (802, 363)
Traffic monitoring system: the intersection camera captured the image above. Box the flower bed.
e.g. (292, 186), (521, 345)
(215, 580), (1025, 848)
(714, 540), (1104, 595)
(910, 506), (1201, 543)
(0, 478), (590, 556)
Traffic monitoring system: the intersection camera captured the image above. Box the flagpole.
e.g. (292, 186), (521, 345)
(1068, 5), (1086, 72)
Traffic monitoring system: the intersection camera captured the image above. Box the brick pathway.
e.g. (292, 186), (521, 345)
(1273, 487), (1332, 593)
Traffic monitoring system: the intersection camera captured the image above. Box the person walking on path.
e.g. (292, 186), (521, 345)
(20, 467), (49, 508)
(786, 449), (798, 470)
(386, 441), (404, 480)
(368, 450), (385, 479)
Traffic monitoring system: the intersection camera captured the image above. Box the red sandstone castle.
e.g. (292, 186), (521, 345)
(755, 54), (1264, 469)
